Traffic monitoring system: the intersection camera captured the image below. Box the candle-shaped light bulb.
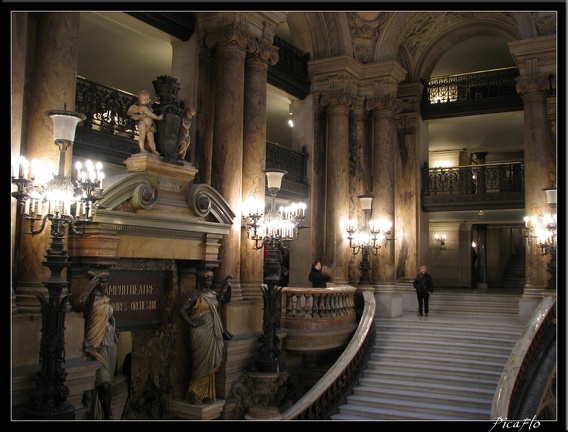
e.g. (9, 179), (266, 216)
(75, 161), (82, 180)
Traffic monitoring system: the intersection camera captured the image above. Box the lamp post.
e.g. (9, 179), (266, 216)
(346, 195), (391, 285)
(242, 169), (306, 373)
(11, 108), (103, 419)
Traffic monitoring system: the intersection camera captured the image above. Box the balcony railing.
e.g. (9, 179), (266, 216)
(72, 77), (308, 198)
(421, 162), (525, 212)
(421, 67), (523, 119)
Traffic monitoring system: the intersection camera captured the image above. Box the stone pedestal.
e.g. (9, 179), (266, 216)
(374, 284), (402, 318)
(170, 399), (225, 420)
(245, 405), (282, 420)
(395, 280), (418, 313)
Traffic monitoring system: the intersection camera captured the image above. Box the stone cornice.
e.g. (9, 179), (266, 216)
(508, 35), (557, 75)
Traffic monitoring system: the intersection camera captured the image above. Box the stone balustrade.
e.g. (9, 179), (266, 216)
(279, 286), (358, 355)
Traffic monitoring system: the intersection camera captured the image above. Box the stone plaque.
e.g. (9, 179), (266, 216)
(107, 270), (165, 330)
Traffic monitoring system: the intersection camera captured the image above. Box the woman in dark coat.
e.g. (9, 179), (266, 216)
(308, 260), (331, 288)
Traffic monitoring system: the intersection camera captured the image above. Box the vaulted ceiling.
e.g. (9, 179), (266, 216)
(77, 11), (530, 224)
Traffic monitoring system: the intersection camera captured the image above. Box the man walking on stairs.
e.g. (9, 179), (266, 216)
(413, 264), (434, 316)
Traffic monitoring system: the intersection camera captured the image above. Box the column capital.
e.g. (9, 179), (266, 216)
(394, 112), (419, 131)
(246, 39), (279, 66)
(351, 96), (370, 121)
(515, 74), (553, 99)
(205, 23), (250, 53)
(366, 94), (400, 113)
(320, 90), (356, 110)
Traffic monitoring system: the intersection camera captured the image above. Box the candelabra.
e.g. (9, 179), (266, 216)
(242, 169), (306, 251)
(243, 169), (306, 373)
(11, 107), (104, 420)
(346, 195), (392, 285)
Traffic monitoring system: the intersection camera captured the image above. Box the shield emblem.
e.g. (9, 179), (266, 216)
(156, 112), (182, 160)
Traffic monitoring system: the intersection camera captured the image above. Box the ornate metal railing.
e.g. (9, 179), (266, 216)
(269, 35), (311, 99)
(266, 141), (308, 185)
(421, 161), (525, 212)
(73, 77), (308, 197)
(423, 162), (524, 196)
(421, 67), (523, 119)
(75, 77), (138, 140)
(423, 67), (519, 104)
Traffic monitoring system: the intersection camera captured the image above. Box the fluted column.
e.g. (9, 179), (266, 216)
(320, 92), (352, 284)
(241, 39), (278, 300)
(14, 12), (81, 314)
(367, 94), (398, 285)
(206, 25), (249, 299)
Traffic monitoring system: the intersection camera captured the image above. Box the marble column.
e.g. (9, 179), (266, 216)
(195, 44), (216, 185)
(14, 12), (81, 314)
(206, 25), (248, 300)
(394, 114), (420, 280)
(368, 95), (398, 285)
(473, 224), (489, 289)
(349, 97), (371, 284)
(509, 36), (556, 318)
(517, 74), (556, 304)
(241, 40), (278, 300)
(12, 12), (28, 315)
(320, 92), (352, 285)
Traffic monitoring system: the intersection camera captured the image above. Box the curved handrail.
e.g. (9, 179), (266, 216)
(491, 296), (556, 419)
(281, 290), (376, 420)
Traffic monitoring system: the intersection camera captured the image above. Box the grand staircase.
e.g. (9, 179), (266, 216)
(331, 288), (524, 420)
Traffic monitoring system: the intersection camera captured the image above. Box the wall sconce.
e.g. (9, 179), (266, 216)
(541, 186), (557, 290)
(346, 194), (392, 285)
(522, 216), (536, 243)
(11, 106), (103, 420)
(522, 185), (556, 290)
(434, 234), (446, 246)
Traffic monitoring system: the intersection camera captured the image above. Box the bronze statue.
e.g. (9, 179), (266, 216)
(180, 271), (232, 405)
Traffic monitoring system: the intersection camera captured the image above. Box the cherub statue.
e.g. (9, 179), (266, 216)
(177, 105), (196, 161)
(127, 89), (163, 156)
